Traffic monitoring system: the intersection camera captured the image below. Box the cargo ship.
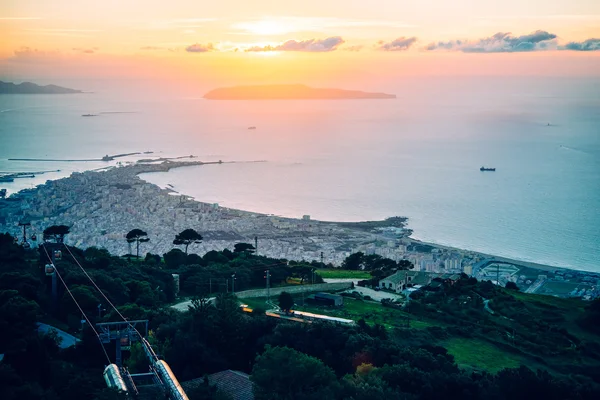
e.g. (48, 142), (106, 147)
(480, 166), (496, 171)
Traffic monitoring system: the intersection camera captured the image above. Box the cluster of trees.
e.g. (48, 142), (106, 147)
(341, 252), (413, 272)
(406, 275), (600, 380)
(124, 227), (202, 260)
(340, 252), (414, 287)
(251, 344), (600, 400)
(2, 232), (600, 400)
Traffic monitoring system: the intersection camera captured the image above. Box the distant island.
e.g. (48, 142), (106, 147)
(204, 84), (396, 100)
(0, 80), (82, 94)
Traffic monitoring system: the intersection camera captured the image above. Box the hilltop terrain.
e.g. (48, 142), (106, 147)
(1, 235), (600, 399)
(204, 84), (396, 100)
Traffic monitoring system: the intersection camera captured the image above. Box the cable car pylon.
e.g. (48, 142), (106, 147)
(61, 243), (189, 399)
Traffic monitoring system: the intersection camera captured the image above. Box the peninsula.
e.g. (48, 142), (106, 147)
(0, 80), (82, 94)
(204, 84), (396, 100)
(1, 159), (597, 299)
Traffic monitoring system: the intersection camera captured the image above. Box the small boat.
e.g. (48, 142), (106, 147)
(248, 126), (256, 130)
(82, 114), (98, 117)
(480, 166), (496, 172)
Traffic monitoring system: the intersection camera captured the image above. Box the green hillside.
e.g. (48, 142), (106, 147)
(1, 232), (600, 400)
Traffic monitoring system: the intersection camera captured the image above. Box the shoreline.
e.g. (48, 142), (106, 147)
(406, 237), (582, 274)
(134, 162), (593, 275)
(1, 159), (596, 276)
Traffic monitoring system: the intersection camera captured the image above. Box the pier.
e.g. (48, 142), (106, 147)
(0, 169), (61, 181)
(8, 152), (142, 162)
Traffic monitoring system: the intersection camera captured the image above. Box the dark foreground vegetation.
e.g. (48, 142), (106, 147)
(1, 232), (600, 400)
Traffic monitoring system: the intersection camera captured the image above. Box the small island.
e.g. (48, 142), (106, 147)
(0, 80), (82, 94)
(204, 84), (396, 100)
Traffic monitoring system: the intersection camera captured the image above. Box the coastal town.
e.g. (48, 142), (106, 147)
(0, 160), (598, 300)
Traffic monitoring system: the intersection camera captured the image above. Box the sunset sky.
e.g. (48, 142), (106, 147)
(1, 1), (599, 88)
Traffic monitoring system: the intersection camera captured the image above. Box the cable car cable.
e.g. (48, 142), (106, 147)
(54, 245), (189, 399)
(41, 244), (112, 364)
(61, 244), (146, 340)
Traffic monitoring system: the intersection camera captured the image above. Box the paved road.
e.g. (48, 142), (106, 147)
(323, 278), (359, 284)
(37, 323), (80, 348)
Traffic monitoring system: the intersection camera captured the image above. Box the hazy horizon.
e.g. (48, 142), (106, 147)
(1, 1), (599, 89)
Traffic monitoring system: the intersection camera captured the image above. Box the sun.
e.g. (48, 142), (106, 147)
(234, 19), (292, 36)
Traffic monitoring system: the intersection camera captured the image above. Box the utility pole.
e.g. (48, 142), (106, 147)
(265, 270), (271, 303)
(320, 251), (324, 265)
(311, 269), (315, 285)
(209, 277), (212, 295)
(254, 236), (258, 256)
(231, 273), (236, 294)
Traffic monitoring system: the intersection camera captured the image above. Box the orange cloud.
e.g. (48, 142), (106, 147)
(185, 43), (215, 53)
(245, 37), (344, 52)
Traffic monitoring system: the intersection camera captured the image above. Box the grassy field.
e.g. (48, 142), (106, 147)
(297, 297), (438, 329)
(444, 338), (522, 373)
(315, 269), (371, 279)
(511, 291), (584, 309)
(241, 295), (437, 329)
(240, 297), (272, 311)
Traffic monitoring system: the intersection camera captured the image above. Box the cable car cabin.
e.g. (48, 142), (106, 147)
(53, 250), (62, 260)
(154, 360), (189, 400)
(103, 364), (129, 393)
(45, 264), (55, 276)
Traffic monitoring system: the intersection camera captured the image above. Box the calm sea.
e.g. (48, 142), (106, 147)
(0, 77), (599, 271)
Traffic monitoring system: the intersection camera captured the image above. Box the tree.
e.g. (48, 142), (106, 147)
(278, 291), (294, 313)
(505, 281), (520, 291)
(144, 252), (161, 265)
(233, 243), (255, 256)
(43, 225), (70, 243)
(93, 387), (129, 400)
(203, 250), (229, 265)
(173, 229), (203, 255)
(580, 298), (600, 333)
(251, 346), (338, 400)
(363, 254), (383, 270)
(126, 229), (149, 260)
(397, 259), (414, 270)
(163, 248), (187, 269)
(0, 290), (40, 354)
(342, 252), (365, 270)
